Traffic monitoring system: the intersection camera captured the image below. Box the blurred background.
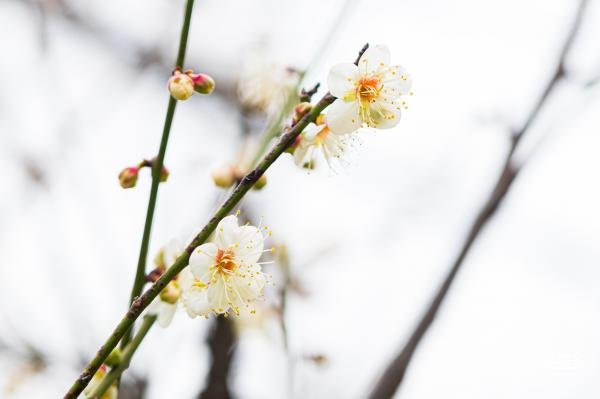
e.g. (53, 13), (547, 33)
(1, 0), (599, 398)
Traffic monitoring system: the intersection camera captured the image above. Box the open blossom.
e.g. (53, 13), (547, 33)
(146, 239), (184, 327)
(293, 116), (348, 169)
(182, 215), (268, 317)
(327, 45), (412, 134)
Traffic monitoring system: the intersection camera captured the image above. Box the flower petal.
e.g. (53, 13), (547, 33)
(163, 238), (184, 268)
(214, 215), (240, 248)
(381, 65), (412, 97)
(358, 45), (391, 75)
(369, 98), (402, 130)
(182, 287), (211, 318)
(326, 99), (361, 135)
(157, 302), (177, 327)
(189, 243), (217, 280)
(207, 277), (230, 314)
(234, 225), (264, 265)
(240, 264), (266, 300)
(327, 63), (359, 98)
(293, 140), (311, 167)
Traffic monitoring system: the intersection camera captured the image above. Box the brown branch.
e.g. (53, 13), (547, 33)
(198, 316), (235, 399)
(367, 1), (590, 398)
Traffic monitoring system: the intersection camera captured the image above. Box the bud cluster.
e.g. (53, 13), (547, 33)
(118, 159), (170, 189)
(168, 68), (215, 101)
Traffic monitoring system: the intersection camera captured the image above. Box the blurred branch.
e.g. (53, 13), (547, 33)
(198, 316), (235, 399)
(367, 1), (590, 398)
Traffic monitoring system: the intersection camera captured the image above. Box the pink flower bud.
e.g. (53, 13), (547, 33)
(189, 72), (215, 95)
(159, 166), (169, 182)
(118, 167), (139, 189)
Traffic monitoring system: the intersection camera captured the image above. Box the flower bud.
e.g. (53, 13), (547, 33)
(168, 72), (194, 101)
(190, 73), (215, 95)
(211, 166), (236, 188)
(252, 174), (267, 190)
(159, 281), (181, 304)
(118, 167), (139, 189)
(105, 348), (122, 367)
(160, 166), (169, 182)
(293, 102), (312, 124)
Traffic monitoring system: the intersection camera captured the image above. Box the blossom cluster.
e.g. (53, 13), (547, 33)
(292, 45), (412, 169)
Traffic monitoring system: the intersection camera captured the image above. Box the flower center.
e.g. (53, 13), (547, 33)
(356, 77), (381, 102)
(214, 248), (237, 275)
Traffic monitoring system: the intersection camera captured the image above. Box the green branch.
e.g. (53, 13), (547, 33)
(88, 316), (157, 398)
(63, 92), (335, 399)
(123, 0), (195, 348)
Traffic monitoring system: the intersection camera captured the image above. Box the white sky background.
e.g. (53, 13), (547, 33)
(1, 0), (599, 398)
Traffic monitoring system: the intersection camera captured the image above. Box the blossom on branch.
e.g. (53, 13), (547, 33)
(327, 45), (412, 134)
(292, 115), (349, 170)
(181, 215), (270, 317)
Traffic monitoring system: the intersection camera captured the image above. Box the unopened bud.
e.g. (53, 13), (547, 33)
(293, 102), (312, 124)
(190, 73), (215, 95)
(118, 167), (139, 189)
(159, 281), (181, 304)
(160, 166), (169, 182)
(252, 174), (267, 190)
(211, 166), (236, 188)
(105, 348), (122, 367)
(168, 71), (194, 101)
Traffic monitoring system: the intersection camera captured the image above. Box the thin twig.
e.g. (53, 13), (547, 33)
(367, 2), (589, 398)
(198, 316), (235, 399)
(123, 0), (195, 349)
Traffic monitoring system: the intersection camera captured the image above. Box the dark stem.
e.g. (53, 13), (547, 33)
(367, 2), (588, 398)
(198, 316), (235, 399)
(123, 0), (195, 348)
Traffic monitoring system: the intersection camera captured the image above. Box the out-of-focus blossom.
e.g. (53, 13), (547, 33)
(237, 50), (300, 115)
(211, 165), (238, 188)
(147, 239), (184, 327)
(327, 45), (412, 134)
(182, 215), (269, 317)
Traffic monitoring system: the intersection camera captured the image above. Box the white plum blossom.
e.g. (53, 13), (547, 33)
(146, 238), (184, 328)
(182, 215), (269, 317)
(326, 45), (412, 134)
(293, 117), (348, 169)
